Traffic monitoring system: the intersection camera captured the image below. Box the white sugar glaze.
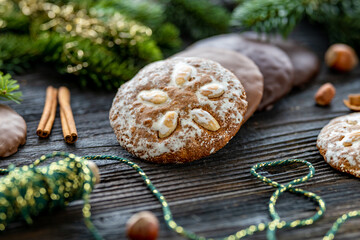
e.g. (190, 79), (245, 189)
(317, 113), (360, 167)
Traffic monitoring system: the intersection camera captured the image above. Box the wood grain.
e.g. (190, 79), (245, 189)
(1, 22), (360, 240)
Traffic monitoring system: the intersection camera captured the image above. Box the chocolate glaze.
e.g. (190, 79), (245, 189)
(243, 32), (320, 87)
(0, 104), (27, 157)
(189, 33), (294, 111)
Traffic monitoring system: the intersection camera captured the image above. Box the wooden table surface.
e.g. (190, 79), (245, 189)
(2, 23), (360, 240)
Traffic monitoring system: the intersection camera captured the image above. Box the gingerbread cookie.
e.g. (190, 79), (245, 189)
(0, 104), (27, 157)
(172, 48), (263, 122)
(317, 113), (360, 177)
(188, 33), (294, 110)
(242, 32), (320, 87)
(110, 57), (248, 163)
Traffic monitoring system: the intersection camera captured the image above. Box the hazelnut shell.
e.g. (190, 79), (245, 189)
(325, 44), (358, 72)
(344, 94), (360, 111)
(126, 211), (159, 240)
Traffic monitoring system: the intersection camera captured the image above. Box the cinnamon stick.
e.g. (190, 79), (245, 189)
(58, 86), (78, 144)
(36, 86), (58, 138)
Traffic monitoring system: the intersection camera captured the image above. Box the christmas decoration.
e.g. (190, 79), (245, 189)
(231, 0), (360, 49)
(162, 0), (231, 40)
(0, 0), (163, 89)
(0, 0), (230, 90)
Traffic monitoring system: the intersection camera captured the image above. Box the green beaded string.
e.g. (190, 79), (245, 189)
(323, 210), (360, 240)
(251, 160), (325, 240)
(83, 155), (360, 240)
(1, 152), (360, 240)
(83, 156), (326, 240)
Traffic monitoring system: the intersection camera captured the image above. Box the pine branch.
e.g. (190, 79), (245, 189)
(38, 32), (162, 90)
(0, 34), (43, 74)
(231, 0), (306, 37)
(93, 0), (166, 29)
(310, 0), (360, 48)
(231, 0), (360, 48)
(0, 72), (22, 104)
(49, 0), (230, 41)
(162, 0), (231, 40)
(152, 23), (181, 56)
(0, 0), (30, 34)
(36, 0), (182, 54)
(0, 0), (230, 91)
(0, 0), (163, 90)
(91, 0), (181, 53)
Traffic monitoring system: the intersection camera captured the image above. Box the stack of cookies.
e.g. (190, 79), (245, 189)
(109, 33), (320, 163)
(175, 32), (320, 111)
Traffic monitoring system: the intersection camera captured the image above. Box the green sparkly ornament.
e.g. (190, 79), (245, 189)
(0, 152), (99, 237)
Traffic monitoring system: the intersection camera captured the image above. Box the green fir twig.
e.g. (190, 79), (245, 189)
(0, 72), (22, 104)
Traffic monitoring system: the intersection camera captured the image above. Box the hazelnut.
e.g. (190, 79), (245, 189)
(325, 43), (358, 72)
(344, 94), (360, 111)
(314, 83), (336, 106)
(126, 211), (159, 240)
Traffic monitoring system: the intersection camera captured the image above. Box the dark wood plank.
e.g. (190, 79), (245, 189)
(1, 22), (360, 240)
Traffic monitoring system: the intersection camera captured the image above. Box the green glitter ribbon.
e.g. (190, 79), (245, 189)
(0, 152), (359, 239)
(0, 152), (101, 239)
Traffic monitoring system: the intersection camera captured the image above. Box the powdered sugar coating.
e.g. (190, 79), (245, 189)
(317, 113), (360, 177)
(109, 57), (247, 163)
